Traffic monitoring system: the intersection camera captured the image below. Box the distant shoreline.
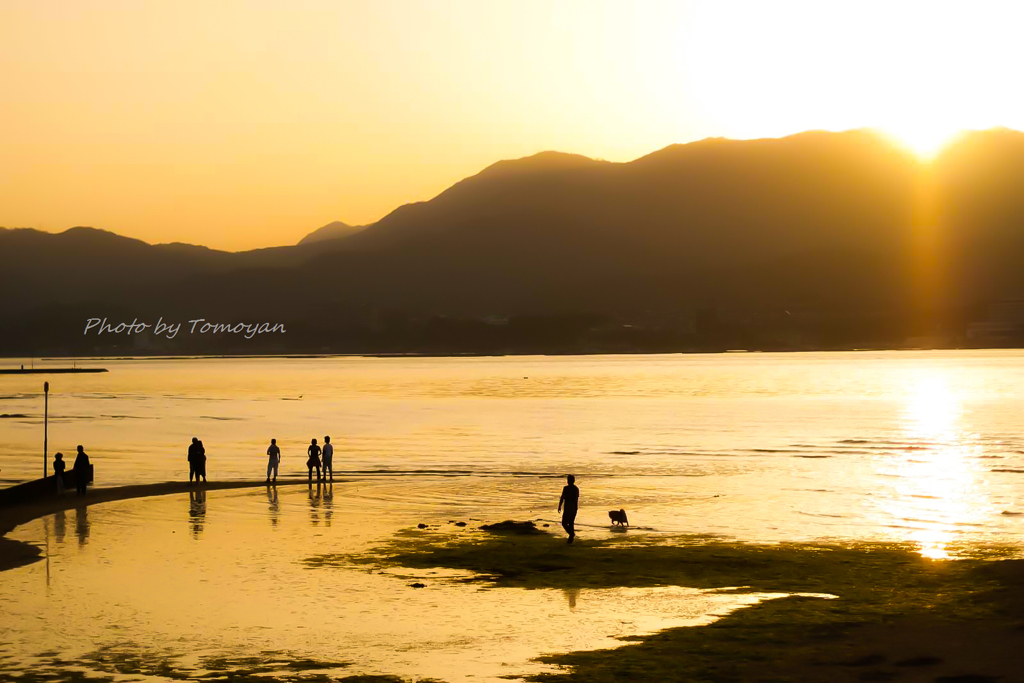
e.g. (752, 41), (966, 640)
(0, 368), (107, 374)
(0, 478), (343, 573)
(4, 346), (1024, 364)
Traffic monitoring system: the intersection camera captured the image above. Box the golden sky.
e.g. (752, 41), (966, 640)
(1, 1), (1022, 251)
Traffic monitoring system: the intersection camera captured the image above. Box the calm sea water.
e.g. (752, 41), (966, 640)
(2, 352), (1023, 680)
(2, 352), (1023, 552)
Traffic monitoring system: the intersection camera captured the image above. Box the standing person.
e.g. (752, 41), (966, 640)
(306, 438), (322, 482)
(266, 438), (281, 483)
(557, 474), (580, 544)
(196, 439), (207, 482)
(73, 445), (90, 496)
(187, 437), (200, 484)
(53, 452), (66, 494)
(321, 436), (333, 482)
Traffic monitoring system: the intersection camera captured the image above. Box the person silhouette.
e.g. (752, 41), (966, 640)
(322, 435), (333, 482)
(306, 438), (322, 482)
(266, 438), (281, 483)
(73, 445), (90, 496)
(557, 474), (579, 544)
(196, 439), (207, 482)
(53, 452), (66, 494)
(187, 437), (200, 484)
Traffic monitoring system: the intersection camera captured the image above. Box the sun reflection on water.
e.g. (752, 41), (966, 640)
(876, 372), (988, 560)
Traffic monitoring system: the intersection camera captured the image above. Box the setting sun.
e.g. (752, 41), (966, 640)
(682, 1), (1023, 159)
(879, 124), (965, 159)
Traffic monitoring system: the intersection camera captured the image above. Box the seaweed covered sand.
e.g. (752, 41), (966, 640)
(323, 526), (1024, 683)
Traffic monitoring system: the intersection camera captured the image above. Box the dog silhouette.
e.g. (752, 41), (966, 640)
(608, 509), (629, 527)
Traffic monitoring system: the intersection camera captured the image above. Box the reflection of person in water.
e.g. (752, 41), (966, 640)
(306, 438), (322, 482)
(54, 509), (67, 543)
(74, 506), (89, 546)
(267, 484), (279, 528)
(189, 489), (206, 538)
(557, 474), (580, 544)
(563, 587), (580, 609)
(308, 481), (322, 526)
(322, 482), (333, 527)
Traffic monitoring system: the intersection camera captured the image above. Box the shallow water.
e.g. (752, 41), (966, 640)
(2, 351), (1023, 556)
(1, 483), (791, 682)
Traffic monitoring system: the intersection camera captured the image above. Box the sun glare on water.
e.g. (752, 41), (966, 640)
(874, 371), (989, 560)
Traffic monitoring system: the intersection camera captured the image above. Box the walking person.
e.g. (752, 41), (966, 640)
(557, 474), (580, 544)
(321, 436), (333, 482)
(73, 445), (90, 496)
(266, 438), (281, 483)
(53, 451), (66, 494)
(306, 438), (322, 482)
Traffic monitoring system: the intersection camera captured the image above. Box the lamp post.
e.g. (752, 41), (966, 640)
(43, 381), (49, 478)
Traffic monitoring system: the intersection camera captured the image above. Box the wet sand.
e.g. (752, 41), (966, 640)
(3, 484), (1023, 682)
(0, 478), (344, 572)
(353, 528), (1024, 682)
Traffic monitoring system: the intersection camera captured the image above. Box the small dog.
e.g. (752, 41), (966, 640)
(608, 509), (629, 527)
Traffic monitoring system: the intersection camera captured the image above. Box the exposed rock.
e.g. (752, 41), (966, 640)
(479, 520), (544, 535)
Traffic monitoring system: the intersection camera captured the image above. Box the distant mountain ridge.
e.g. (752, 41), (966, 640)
(297, 221), (366, 245)
(4, 129), (1024, 355)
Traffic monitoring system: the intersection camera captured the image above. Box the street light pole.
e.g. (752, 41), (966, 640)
(43, 381), (49, 478)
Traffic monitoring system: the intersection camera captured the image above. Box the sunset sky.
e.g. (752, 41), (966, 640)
(2, 0), (1022, 251)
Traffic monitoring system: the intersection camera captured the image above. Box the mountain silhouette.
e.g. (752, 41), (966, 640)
(4, 129), (1024, 355)
(297, 221), (367, 245)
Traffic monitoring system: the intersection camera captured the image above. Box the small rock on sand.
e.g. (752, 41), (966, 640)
(479, 520), (544, 535)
